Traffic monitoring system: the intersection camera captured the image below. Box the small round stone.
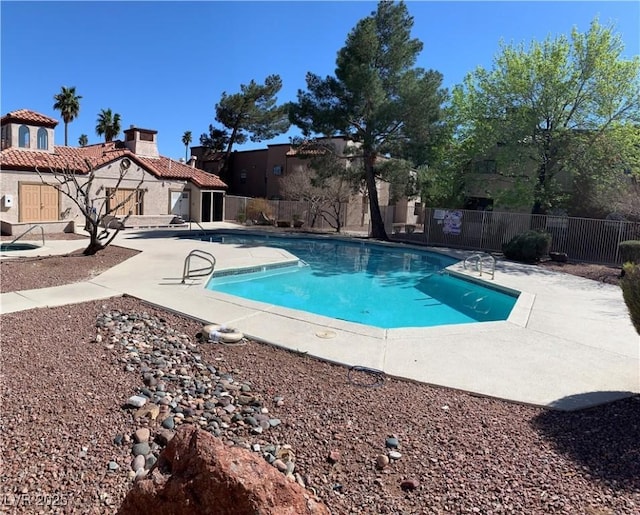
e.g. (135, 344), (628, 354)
(132, 454), (146, 472)
(385, 437), (399, 449)
(400, 479), (420, 491)
(134, 428), (150, 444)
(161, 416), (175, 430)
(376, 454), (390, 469)
(132, 443), (150, 456)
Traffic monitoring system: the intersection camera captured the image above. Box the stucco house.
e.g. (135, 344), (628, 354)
(0, 109), (227, 235)
(189, 137), (421, 229)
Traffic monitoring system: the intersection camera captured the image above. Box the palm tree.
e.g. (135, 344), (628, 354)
(53, 86), (82, 146)
(95, 108), (121, 142)
(78, 134), (88, 147)
(182, 130), (192, 161)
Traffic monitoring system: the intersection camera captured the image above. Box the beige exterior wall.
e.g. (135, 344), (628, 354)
(0, 156), (187, 224)
(2, 122), (54, 153)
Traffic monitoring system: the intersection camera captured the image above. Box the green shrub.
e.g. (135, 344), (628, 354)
(621, 263), (640, 335)
(246, 198), (274, 221)
(619, 240), (640, 264)
(502, 230), (552, 263)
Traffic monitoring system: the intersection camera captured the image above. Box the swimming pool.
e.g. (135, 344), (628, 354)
(195, 233), (518, 329)
(0, 242), (39, 252)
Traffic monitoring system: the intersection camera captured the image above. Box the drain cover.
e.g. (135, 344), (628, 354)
(315, 330), (337, 339)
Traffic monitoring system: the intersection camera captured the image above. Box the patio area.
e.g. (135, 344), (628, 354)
(1, 223), (638, 410)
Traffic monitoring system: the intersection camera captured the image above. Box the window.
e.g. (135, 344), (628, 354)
(37, 128), (48, 150)
(140, 132), (154, 142)
(473, 160), (497, 174)
(18, 125), (30, 148)
(0, 126), (7, 150)
(273, 165), (282, 175)
(240, 170), (247, 184)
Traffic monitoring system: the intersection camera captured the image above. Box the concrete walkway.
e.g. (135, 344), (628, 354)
(1, 225), (638, 411)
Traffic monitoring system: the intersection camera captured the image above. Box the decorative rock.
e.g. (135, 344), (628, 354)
(388, 451), (402, 460)
(132, 455), (146, 472)
(161, 417), (175, 430)
(108, 461), (120, 471)
(127, 395), (147, 408)
(113, 434), (124, 446)
(132, 443), (151, 457)
(376, 454), (390, 470)
(400, 479), (420, 491)
(327, 450), (341, 464)
(272, 459), (288, 472)
(385, 437), (399, 449)
(145, 454), (157, 470)
(134, 404), (160, 420)
(117, 426), (330, 514)
(134, 428), (150, 444)
(154, 429), (175, 446)
(269, 418), (281, 427)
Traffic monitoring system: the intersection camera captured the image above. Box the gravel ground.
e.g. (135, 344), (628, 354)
(537, 260), (622, 286)
(1, 245), (139, 293)
(0, 239), (637, 513)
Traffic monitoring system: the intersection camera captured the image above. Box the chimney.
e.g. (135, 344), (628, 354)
(189, 155), (197, 168)
(123, 126), (159, 158)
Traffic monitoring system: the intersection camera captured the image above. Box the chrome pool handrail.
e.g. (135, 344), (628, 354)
(10, 225), (45, 247)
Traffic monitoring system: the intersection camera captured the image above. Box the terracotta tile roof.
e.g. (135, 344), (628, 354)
(138, 156), (227, 188)
(1, 109), (58, 128)
(1, 141), (227, 189)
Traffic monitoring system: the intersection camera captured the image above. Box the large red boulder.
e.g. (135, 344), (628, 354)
(117, 425), (329, 515)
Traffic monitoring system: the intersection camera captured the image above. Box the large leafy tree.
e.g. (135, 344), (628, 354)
(95, 108), (122, 142)
(452, 18), (640, 214)
(53, 86), (82, 146)
(200, 75), (290, 181)
(78, 134), (88, 147)
(289, 1), (447, 239)
(181, 130), (192, 161)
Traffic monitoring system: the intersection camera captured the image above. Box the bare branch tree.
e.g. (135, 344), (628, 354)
(35, 158), (145, 255)
(279, 163), (353, 232)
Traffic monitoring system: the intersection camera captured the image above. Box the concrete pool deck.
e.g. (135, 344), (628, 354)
(1, 224), (638, 411)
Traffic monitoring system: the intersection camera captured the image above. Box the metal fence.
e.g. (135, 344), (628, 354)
(413, 207), (639, 265)
(225, 196), (638, 265)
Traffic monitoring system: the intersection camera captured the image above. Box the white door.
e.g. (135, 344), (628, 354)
(170, 190), (190, 219)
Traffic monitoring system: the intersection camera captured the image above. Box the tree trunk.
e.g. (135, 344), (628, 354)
(364, 151), (388, 240)
(83, 220), (104, 256)
(83, 240), (104, 256)
(64, 122), (69, 147)
(221, 126), (240, 184)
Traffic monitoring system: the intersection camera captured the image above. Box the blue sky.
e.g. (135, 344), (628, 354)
(2, 1), (638, 159)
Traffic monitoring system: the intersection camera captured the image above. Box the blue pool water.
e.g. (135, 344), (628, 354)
(197, 233), (517, 329)
(0, 243), (39, 251)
